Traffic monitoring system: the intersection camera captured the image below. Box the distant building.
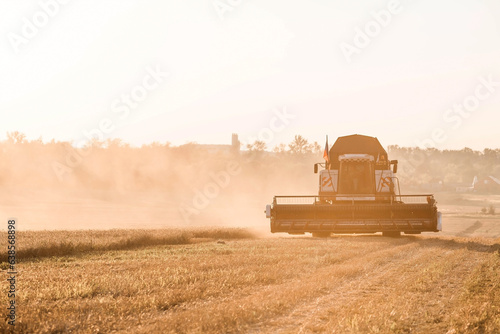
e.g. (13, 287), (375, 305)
(453, 176), (500, 193)
(192, 133), (240, 154)
(455, 176), (477, 193)
(474, 176), (500, 192)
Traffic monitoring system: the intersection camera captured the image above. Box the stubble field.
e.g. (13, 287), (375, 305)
(1, 222), (499, 334)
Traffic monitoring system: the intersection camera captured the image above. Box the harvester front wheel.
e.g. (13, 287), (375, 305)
(382, 231), (401, 237)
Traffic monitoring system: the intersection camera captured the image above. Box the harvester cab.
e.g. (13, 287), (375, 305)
(265, 134), (442, 237)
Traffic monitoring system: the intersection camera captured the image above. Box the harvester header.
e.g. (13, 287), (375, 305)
(265, 134), (441, 237)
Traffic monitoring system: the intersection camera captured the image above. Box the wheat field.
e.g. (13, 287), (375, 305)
(1, 228), (499, 333)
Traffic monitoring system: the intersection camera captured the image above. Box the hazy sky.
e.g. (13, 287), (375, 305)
(1, 0), (500, 150)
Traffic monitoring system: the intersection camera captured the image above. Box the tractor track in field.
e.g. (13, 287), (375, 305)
(132, 238), (423, 334)
(248, 237), (488, 333)
(246, 239), (429, 333)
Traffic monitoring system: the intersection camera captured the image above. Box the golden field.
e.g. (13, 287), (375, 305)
(1, 226), (499, 334)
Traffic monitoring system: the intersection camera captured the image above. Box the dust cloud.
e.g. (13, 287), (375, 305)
(0, 137), (317, 233)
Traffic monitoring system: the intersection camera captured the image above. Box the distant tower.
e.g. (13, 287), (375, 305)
(231, 133), (240, 152)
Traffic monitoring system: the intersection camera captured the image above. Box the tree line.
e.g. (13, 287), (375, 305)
(1, 132), (499, 191)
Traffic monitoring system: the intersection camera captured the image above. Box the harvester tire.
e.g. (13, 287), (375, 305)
(312, 232), (331, 238)
(382, 231), (401, 237)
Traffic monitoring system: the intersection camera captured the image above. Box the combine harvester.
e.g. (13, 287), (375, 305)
(265, 134), (442, 237)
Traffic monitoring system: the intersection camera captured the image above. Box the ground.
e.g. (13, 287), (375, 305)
(0, 192), (499, 333)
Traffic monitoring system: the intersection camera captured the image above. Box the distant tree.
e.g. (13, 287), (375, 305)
(142, 141), (163, 149)
(288, 135), (312, 154)
(6, 131), (26, 144)
(30, 136), (43, 145)
(483, 148), (498, 162)
(106, 138), (127, 149)
(387, 145), (400, 152)
(273, 143), (287, 153)
(89, 138), (105, 148)
(462, 147), (473, 154)
(246, 140), (267, 152)
(311, 141), (321, 154)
